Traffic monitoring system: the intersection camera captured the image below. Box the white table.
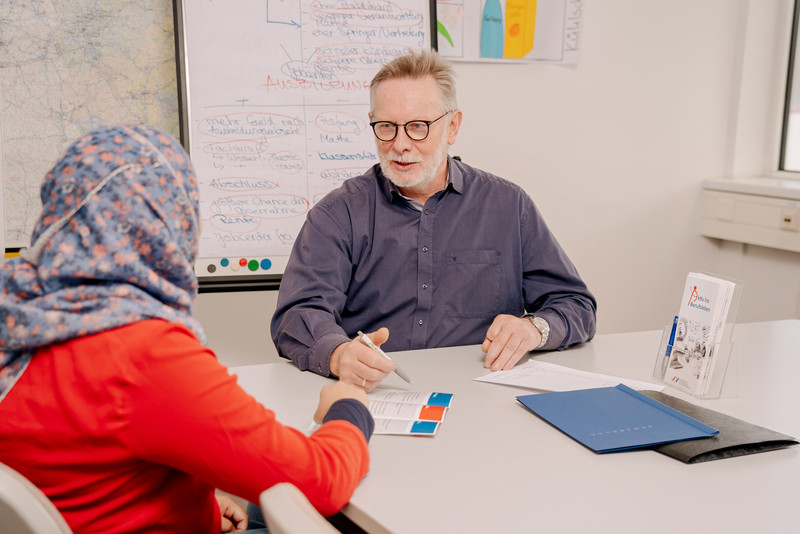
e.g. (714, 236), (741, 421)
(232, 320), (800, 534)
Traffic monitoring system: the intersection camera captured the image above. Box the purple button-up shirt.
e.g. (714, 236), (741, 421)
(271, 158), (596, 376)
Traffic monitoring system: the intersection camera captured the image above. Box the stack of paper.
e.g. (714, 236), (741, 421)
(368, 390), (454, 436)
(663, 272), (736, 396)
(474, 359), (663, 392)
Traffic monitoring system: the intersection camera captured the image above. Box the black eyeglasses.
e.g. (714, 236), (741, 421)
(369, 110), (453, 142)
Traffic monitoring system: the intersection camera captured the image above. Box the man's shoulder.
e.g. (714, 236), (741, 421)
(455, 159), (530, 201)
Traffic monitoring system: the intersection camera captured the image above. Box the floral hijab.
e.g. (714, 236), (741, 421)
(0, 124), (206, 402)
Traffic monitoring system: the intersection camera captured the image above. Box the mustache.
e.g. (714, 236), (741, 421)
(387, 154), (419, 163)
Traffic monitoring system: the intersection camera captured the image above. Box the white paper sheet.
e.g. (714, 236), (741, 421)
(474, 360), (664, 392)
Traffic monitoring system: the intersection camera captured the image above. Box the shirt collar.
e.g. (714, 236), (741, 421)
(448, 157), (465, 194)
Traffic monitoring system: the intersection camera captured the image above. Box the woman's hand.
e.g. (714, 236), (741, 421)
(215, 493), (248, 532)
(314, 380), (370, 424)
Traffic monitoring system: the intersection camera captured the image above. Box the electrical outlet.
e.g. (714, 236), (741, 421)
(779, 209), (800, 231)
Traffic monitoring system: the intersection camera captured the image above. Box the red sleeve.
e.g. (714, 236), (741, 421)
(119, 321), (369, 517)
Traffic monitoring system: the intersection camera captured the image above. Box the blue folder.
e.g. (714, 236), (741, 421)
(517, 384), (719, 453)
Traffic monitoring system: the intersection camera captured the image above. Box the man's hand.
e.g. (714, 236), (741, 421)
(481, 314), (541, 371)
(313, 380), (370, 424)
(329, 328), (394, 392)
(215, 493), (248, 532)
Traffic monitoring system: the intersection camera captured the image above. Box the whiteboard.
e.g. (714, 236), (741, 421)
(176, 0), (435, 286)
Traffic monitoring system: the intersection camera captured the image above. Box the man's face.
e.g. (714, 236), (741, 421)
(370, 76), (459, 194)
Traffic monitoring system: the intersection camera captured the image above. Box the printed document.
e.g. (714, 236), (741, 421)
(474, 360), (664, 392)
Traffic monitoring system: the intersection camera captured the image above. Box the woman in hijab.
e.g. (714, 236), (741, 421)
(0, 124), (373, 533)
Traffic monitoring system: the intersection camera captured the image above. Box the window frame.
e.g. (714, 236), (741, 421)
(779, 0), (800, 173)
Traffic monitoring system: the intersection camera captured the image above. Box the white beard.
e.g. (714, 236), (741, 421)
(378, 127), (449, 192)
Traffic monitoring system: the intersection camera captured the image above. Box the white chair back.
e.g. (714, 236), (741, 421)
(0, 462), (72, 533)
(259, 483), (340, 534)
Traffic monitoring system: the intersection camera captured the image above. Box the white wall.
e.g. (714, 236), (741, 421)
(198, 0), (800, 365)
(448, 0), (799, 334)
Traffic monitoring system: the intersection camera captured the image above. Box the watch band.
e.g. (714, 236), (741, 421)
(523, 313), (550, 350)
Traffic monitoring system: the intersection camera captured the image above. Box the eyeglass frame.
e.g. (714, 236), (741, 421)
(369, 110), (454, 142)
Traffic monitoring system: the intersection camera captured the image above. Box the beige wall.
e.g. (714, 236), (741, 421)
(195, 290), (282, 367)
(447, 0), (800, 334)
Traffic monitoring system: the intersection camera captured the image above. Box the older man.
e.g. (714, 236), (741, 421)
(272, 49), (596, 391)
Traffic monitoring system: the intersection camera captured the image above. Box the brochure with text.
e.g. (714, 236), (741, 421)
(663, 272), (735, 395)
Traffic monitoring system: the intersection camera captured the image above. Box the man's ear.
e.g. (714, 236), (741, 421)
(447, 109), (463, 145)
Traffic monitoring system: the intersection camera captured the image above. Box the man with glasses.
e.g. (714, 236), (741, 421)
(272, 49), (596, 391)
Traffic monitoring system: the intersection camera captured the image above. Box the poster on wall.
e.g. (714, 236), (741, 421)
(437, 0), (583, 63)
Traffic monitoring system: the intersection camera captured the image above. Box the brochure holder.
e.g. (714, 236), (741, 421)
(652, 272), (742, 400)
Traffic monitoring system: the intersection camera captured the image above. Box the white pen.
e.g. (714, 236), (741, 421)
(357, 331), (412, 383)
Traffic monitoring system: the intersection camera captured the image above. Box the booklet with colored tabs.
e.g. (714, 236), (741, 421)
(368, 390), (454, 436)
(517, 384), (718, 453)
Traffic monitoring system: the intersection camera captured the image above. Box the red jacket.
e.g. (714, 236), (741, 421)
(0, 319), (369, 533)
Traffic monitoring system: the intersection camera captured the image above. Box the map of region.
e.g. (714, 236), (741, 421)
(0, 1), (179, 246)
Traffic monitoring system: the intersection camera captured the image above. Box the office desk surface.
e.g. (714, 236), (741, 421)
(231, 320), (800, 534)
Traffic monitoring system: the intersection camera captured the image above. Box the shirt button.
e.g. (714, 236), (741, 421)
(422, 283), (428, 290)
(418, 320), (424, 325)
(424, 209), (429, 214)
(422, 246), (428, 252)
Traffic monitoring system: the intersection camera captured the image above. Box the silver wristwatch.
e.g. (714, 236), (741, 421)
(524, 314), (550, 350)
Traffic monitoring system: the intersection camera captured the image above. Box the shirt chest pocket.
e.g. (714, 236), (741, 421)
(442, 250), (502, 318)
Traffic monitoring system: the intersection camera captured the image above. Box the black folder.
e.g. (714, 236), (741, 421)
(639, 390), (798, 463)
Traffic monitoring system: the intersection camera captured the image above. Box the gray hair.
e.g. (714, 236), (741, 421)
(369, 49), (458, 114)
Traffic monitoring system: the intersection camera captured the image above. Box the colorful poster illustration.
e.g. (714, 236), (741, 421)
(437, 0), (582, 63)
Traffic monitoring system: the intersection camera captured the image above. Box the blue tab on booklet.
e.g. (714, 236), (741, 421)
(517, 384), (719, 453)
(425, 392), (454, 407)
